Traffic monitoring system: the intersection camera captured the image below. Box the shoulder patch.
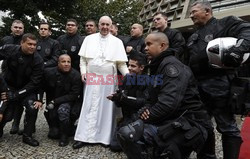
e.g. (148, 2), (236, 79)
(205, 34), (213, 43)
(166, 65), (179, 77)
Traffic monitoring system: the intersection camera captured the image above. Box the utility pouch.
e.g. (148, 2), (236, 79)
(157, 122), (177, 140)
(157, 117), (192, 141)
(229, 77), (250, 115)
(184, 126), (204, 152)
(184, 127), (200, 140)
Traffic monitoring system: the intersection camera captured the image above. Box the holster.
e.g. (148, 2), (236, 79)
(158, 117), (195, 140)
(229, 77), (250, 115)
(157, 116), (203, 152)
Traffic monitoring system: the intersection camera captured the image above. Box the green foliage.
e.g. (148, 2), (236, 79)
(107, 0), (143, 35)
(0, 0), (143, 38)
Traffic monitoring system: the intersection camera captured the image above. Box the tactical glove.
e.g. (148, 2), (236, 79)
(46, 100), (55, 110)
(222, 49), (243, 67)
(6, 90), (19, 101)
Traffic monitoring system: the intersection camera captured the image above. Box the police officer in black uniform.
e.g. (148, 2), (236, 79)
(0, 20), (25, 135)
(0, 33), (44, 146)
(42, 54), (82, 147)
(125, 23), (146, 57)
(118, 32), (210, 159)
(57, 19), (84, 72)
(187, 1), (250, 159)
(37, 22), (60, 68)
(153, 12), (186, 61)
(0, 20), (24, 46)
(106, 53), (148, 152)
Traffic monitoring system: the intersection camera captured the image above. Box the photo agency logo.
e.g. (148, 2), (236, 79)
(85, 73), (163, 86)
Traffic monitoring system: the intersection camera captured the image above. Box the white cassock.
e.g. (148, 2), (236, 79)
(74, 33), (128, 145)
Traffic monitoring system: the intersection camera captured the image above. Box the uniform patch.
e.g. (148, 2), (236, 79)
(187, 33), (198, 46)
(45, 48), (51, 55)
(205, 34), (213, 43)
(166, 65), (179, 77)
(71, 46), (76, 52)
(37, 45), (41, 51)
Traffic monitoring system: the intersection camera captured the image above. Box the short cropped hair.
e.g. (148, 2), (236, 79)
(39, 21), (51, 30)
(22, 33), (37, 42)
(129, 53), (147, 66)
(191, 0), (212, 13)
(67, 19), (78, 26)
(153, 11), (168, 20)
(12, 20), (24, 25)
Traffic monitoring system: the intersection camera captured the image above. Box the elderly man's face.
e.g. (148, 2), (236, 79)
(99, 17), (111, 36)
(190, 4), (209, 26)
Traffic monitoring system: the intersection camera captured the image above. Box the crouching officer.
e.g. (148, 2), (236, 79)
(117, 32), (211, 159)
(106, 53), (148, 152)
(0, 33), (44, 146)
(41, 54), (82, 147)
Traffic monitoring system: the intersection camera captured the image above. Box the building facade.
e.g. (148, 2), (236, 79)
(139, 0), (250, 34)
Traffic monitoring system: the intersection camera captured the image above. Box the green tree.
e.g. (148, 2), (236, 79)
(107, 0), (143, 35)
(0, 0), (143, 38)
(0, 0), (78, 38)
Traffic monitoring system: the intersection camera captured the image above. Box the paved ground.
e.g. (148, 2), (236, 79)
(0, 109), (243, 159)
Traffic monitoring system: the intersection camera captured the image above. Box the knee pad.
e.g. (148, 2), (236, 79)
(57, 104), (70, 123)
(117, 119), (144, 142)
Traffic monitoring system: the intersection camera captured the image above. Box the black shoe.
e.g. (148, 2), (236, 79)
(72, 141), (86, 149)
(48, 128), (60, 139)
(59, 140), (69, 147)
(0, 127), (3, 138)
(59, 135), (69, 147)
(18, 129), (23, 135)
(10, 124), (19, 134)
(110, 145), (122, 152)
(23, 135), (39, 147)
(101, 143), (109, 148)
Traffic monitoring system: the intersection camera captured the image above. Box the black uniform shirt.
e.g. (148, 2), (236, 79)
(57, 34), (84, 71)
(0, 44), (44, 95)
(37, 37), (60, 67)
(42, 67), (82, 105)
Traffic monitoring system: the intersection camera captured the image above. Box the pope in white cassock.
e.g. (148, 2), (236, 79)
(73, 16), (129, 149)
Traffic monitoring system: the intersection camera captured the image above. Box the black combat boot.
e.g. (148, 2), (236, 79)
(222, 135), (243, 159)
(0, 123), (3, 138)
(9, 121), (19, 134)
(72, 141), (87, 149)
(10, 106), (23, 134)
(59, 134), (69, 147)
(23, 134), (39, 147)
(48, 127), (60, 139)
(197, 131), (217, 159)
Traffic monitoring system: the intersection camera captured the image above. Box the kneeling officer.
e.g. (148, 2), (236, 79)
(41, 54), (82, 147)
(117, 32), (211, 159)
